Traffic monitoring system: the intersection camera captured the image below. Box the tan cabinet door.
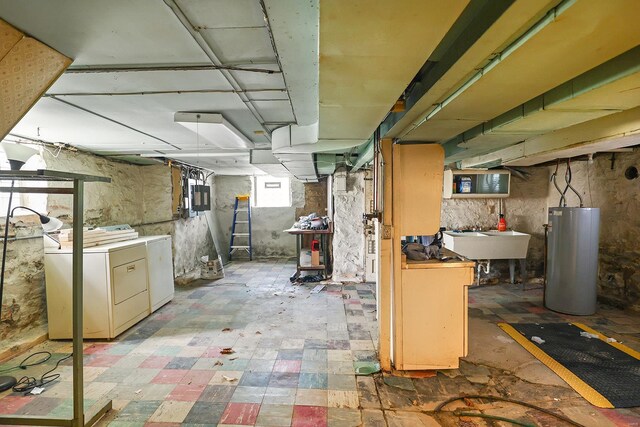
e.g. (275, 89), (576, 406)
(399, 268), (470, 370)
(393, 143), (444, 237)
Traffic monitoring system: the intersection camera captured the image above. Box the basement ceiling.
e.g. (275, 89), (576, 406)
(382, 0), (640, 167)
(1, 0), (639, 174)
(0, 0), (295, 175)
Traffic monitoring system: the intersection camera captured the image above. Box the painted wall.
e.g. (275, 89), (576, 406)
(1, 147), (217, 355)
(213, 175), (304, 259)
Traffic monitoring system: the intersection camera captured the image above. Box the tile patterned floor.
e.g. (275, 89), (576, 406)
(0, 261), (639, 426)
(0, 260), (377, 426)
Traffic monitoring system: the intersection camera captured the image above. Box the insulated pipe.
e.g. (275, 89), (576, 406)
(327, 174), (333, 221)
(373, 143), (379, 213)
(399, 0), (577, 139)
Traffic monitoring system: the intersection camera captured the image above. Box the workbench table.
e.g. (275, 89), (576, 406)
(284, 225), (332, 280)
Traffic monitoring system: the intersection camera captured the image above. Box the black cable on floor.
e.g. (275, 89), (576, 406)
(12, 353), (72, 394)
(0, 351), (53, 375)
(435, 395), (586, 427)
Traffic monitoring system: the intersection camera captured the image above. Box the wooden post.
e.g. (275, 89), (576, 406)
(377, 138), (393, 371)
(391, 143), (445, 369)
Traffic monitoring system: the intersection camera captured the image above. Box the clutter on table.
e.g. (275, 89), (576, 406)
(292, 212), (329, 230)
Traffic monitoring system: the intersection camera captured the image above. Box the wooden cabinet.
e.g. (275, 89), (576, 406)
(44, 241), (151, 339)
(443, 169), (510, 198)
(396, 265), (473, 370)
(383, 142), (475, 370)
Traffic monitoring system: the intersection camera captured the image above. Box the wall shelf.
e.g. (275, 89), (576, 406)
(443, 169), (511, 199)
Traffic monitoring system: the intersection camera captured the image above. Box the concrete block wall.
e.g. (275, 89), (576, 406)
(213, 175), (304, 259)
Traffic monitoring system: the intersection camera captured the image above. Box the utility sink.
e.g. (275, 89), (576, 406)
(443, 230), (530, 260)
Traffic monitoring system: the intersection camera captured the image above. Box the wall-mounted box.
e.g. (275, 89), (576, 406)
(443, 169), (510, 199)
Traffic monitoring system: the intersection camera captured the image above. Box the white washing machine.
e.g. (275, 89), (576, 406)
(137, 235), (175, 312)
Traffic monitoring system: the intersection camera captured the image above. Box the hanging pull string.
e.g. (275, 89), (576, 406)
(550, 160), (566, 207)
(563, 158), (583, 207)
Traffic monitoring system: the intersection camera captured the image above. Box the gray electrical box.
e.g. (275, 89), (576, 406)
(545, 207), (600, 315)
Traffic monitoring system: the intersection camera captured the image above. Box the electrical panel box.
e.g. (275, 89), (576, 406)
(183, 178), (211, 217)
(191, 184), (211, 212)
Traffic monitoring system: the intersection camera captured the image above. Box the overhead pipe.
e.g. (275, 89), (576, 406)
(65, 64), (280, 74)
(258, 0), (297, 123)
(379, 0), (515, 137)
(398, 0), (577, 140)
(48, 96), (182, 150)
(443, 44), (640, 164)
(350, 136), (375, 172)
(45, 89), (287, 97)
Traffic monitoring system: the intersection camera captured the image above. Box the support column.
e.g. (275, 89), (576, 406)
(72, 180), (84, 427)
(377, 139), (393, 371)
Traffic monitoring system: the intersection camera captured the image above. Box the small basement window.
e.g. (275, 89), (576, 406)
(252, 175), (291, 208)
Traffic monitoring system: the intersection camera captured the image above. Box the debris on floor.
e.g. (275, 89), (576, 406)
(291, 274), (324, 283)
(354, 361), (381, 375)
(531, 336), (545, 344)
(579, 331), (599, 339)
(310, 284), (325, 294)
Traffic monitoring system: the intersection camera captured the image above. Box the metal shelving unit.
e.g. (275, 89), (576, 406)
(0, 170), (112, 427)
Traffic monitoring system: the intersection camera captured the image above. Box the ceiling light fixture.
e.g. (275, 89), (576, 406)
(174, 113), (254, 150)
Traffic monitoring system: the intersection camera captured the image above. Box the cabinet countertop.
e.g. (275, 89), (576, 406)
(402, 249), (475, 269)
(403, 258), (476, 269)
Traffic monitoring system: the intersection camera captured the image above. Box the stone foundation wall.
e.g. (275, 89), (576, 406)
(543, 149), (640, 311)
(440, 167), (550, 279)
(0, 148), (217, 353)
(332, 170), (366, 282)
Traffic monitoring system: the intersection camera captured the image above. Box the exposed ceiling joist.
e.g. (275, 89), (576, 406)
(443, 45), (640, 162)
(460, 106), (640, 168)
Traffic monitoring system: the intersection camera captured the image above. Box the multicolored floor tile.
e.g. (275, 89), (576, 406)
(0, 261), (638, 426)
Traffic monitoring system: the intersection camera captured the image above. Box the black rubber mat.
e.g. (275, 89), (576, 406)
(510, 323), (640, 408)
